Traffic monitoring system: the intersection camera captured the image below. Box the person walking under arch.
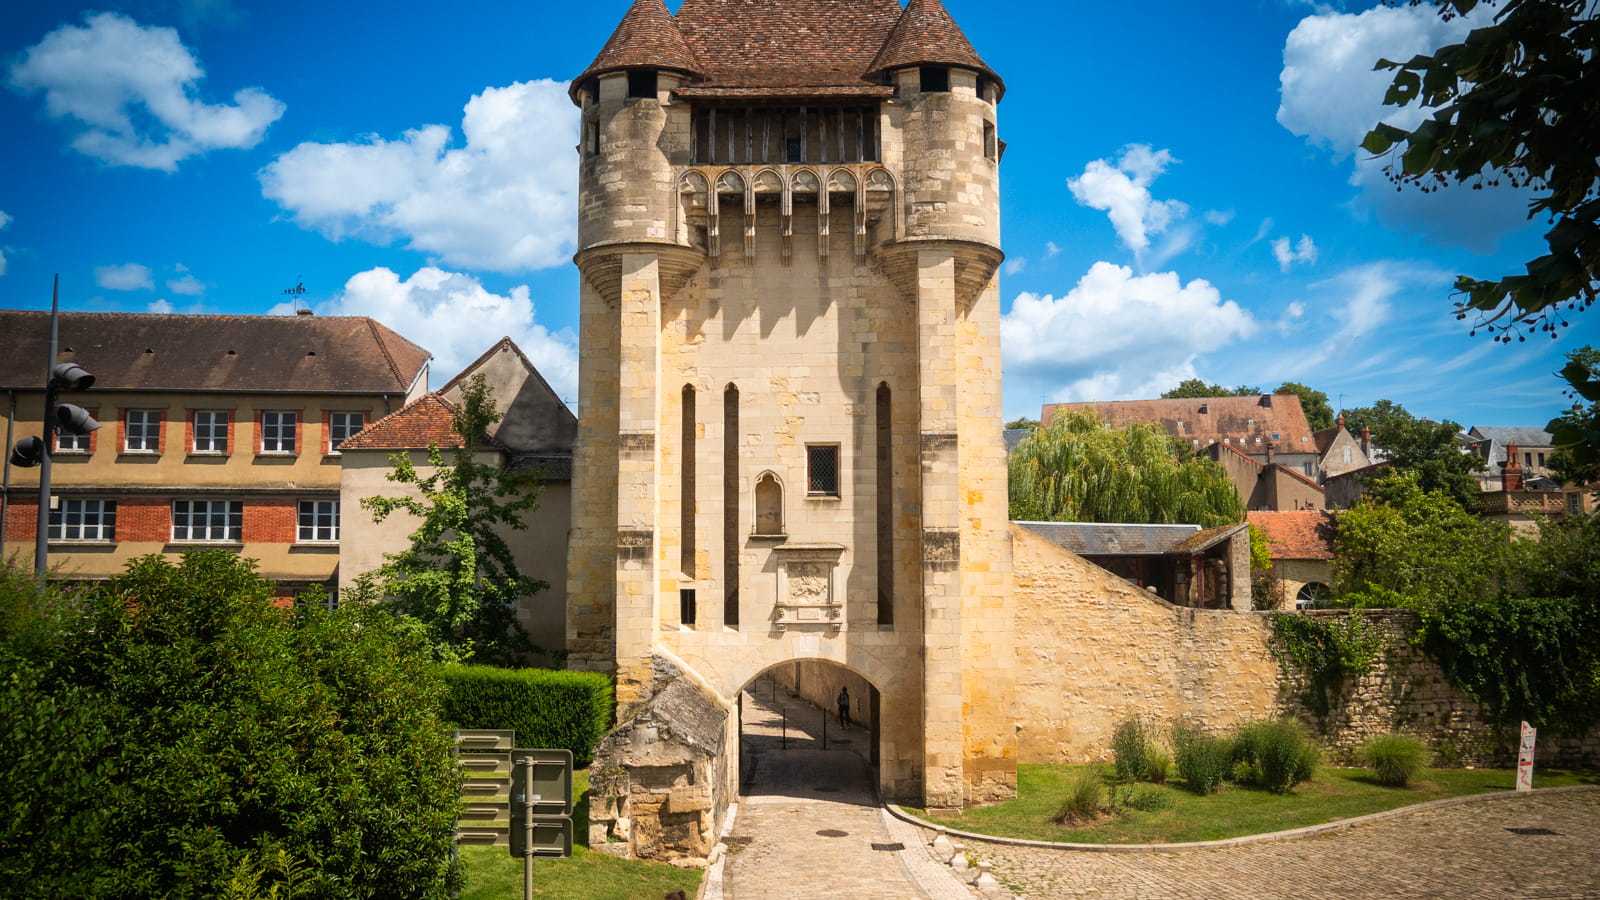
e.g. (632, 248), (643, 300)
(837, 685), (852, 729)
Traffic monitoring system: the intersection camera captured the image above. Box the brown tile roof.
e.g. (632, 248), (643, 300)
(1247, 510), (1336, 560)
(1167, 521), (1249, 554)
(1044, 394), (1317, 453)
(575, 0), (997, 101)
(867, 0), (1001, 93)
(0, 310), (429, 394)
(336, 393), (500, 452)
(575, 0), (703, 90)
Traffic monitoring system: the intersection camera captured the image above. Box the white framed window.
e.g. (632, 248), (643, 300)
(56, 429), (90, 453)
(193, 411), (228, 453)
(1303, 462), (1314, 476)
(297, 500), (339, 543)
(125, 410), (160, 453)
(172, 499), (242, 543)
(327, 412), (365, 453)
(806, 444), (840, 497)
(49, 498), (116, 542)
(261, 412), (297, 454)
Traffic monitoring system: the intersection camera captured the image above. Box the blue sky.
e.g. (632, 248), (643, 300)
(0, 0), (1587, 428)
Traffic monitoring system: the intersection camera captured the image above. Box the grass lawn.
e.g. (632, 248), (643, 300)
(909, 764), (1599, 845)
(458, 772), (702, 900)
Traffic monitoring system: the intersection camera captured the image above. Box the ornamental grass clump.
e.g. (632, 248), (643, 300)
(1233, 719), (1320, 793)
(1111, 716), (1151, 783)
(1359, 733), (1432, 787)
(1054, 766), (1107, 825)
(1172, 724), (1233, 795)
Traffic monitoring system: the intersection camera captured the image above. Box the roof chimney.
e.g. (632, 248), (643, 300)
(1260, 394), (1273, 408)
(1360, 426), (1371, 456)
(1503, 442), (1525, 492)
(1265, 441), (1276, 466)
(1198, 402), (1208, 415)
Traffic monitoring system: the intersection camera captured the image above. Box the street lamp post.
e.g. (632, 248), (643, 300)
(8, 276), (98, 579)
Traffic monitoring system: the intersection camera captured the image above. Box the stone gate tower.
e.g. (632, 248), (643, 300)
(567, 0), (1015, 845)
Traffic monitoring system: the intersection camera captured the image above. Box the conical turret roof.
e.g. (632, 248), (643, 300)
(868, 0), (1002, 95)
(572, 0), (703, 98)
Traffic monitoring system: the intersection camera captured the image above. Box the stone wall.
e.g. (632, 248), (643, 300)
(1010, 525), (1600, 768)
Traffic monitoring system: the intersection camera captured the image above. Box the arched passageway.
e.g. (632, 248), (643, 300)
(736, 662), (881, 804)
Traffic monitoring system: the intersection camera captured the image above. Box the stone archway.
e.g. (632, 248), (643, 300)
(736, 661), (882, 802)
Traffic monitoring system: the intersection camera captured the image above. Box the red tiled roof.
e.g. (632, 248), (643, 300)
(575, 0), (998, 101)
(867, 0), (1001, 93)
(338, 393), (499, 452)
(1248, 510), (1336, 560)
(1044, 394), (1317, 452)
(0, 310), (430, 395)
(575, 0), (703, 90)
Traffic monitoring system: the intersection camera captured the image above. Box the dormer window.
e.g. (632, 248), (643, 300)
(627, 69), (657, 99)
(920, 66), (950, 93)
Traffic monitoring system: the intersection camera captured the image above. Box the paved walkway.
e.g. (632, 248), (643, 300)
(713, 679), (1600, 899)
(715, 677), (978, 900)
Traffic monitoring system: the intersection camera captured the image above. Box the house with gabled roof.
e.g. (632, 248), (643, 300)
(1247, 510), (1335, 608)
(0, 309), (429, 596)
(338, 337), (575, 664)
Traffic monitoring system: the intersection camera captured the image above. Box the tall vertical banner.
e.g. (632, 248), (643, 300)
(1516, 721), (1536, 791)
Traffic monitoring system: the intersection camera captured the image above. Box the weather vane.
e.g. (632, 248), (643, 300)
(283, 279), (308, 314)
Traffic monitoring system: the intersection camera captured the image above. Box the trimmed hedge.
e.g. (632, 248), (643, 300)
(440, 665), (613, 765)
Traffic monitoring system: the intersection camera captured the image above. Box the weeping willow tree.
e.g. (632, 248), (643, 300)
(1009, 410), (1244, 527)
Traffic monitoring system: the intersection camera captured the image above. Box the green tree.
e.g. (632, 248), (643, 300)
(1342, 399), (1483, 504)
(1332, 471), (1513, 610)
(1362, 0), (1597, 338)
(361, 375), (545, 665)
(1, 551), (463, 900)
(1004, 416), (1040, 430)
(1273, 381), (1335, 432)
(1546, 344), (1600, 484)
(1160, 378), (1262, 399)
(1008, 410), (1244, 527)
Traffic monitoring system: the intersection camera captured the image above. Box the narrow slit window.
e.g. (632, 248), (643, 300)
(679, 588), (697, 626)
(681, 386), (696, 576)
(723, 384), (740, 627)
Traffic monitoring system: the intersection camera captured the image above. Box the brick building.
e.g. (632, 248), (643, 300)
(0, 310), (429, 595)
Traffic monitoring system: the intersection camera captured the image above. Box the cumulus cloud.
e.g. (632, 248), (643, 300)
(302, 266), (579, 403)
(260, 79), (578, 274)
(1278, 4), (1534, 253)
(1068, 145), (1190, 258)
(148, 299), (175, 314)
(167, 273), (205, 295)
(7, 12), (284, 171)
(1272, 234), (1318, 271)
(95, 263), (153, 291)
(1001, 262), (1256, 403)
(1004, 258), (1026, 276)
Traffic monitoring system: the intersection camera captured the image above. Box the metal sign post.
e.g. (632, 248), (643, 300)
(508, 748), (573, 899)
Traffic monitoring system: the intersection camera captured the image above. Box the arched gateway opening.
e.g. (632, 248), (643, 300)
(737, 662), (882, 803)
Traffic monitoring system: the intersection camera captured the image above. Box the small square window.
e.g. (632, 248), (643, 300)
(627, 69), (656, 99)
(56, 429), (90, 453)
(193, 411), (228, 453)
(298, 499), (339, 543)
(920, 66), (949, 93)
(125, 410), (160, 453)
(261, 412), (297, 454)
(807, 445), (840, 497)
(327, 412), (365, 453)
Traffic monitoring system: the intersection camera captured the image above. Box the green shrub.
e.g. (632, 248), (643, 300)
(3, 551), (463, 900)
(1112, 784), (1174, 813)
(1054, 766), (1106, 824)
(440, 665), (613, 764)
(1110, 716), (1151, 783)
(1233, 719), (1319, 793)
(1144, 744), (1171, 784)
(1359, 733), (1433, 787)
(1171, 724), (1233, 795)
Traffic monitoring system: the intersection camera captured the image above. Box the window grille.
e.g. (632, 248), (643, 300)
(807, 445), (840, 496)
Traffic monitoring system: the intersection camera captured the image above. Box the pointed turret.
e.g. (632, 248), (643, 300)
(868, 0), (1002, 95)
(572, 0), (702, 101)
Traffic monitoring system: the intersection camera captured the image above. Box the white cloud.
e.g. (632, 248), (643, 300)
(260, 79), (578, 274)
(0, 210), (10, 276)
(1067, 145), (1190, 257)
(95, 263), (153, 291)
(1001, 261), (1256, 403)
(167, 273), (205, 295)
(1044, 241), (1061, 258)
(148, 298), (174, 314)
(307, 266), (579, 402)
(1272, 234), (1318, 271)
(1004, 258), (1026, 276)
(7, 12), (284, 171)
(1204, 209), (1235, 226)
(1278, 4), (1534, 253)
